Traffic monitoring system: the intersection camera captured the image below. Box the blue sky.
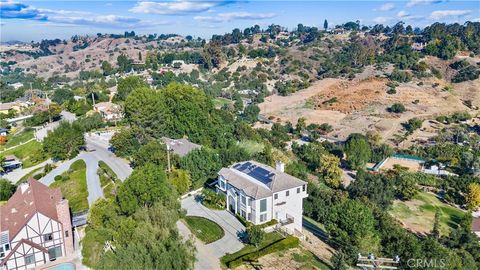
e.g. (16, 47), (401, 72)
(1, 0), (479, 41)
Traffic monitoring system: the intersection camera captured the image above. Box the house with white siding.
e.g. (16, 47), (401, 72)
(216, 160), (308, 234)
(0, 179), (73, 270)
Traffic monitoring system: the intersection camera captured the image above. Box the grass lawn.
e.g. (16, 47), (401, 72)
(390, 192), (465, 236)
(221, 232), (283, 267)
(213, 97), (232, 109)
(184, 216), (224, 244)
(1, 140), (47, 168)
(0, 129), (34, 151)
(238, 140), (265, 156)
(97, 161), (118, 200)
(50, 159), (88, 212)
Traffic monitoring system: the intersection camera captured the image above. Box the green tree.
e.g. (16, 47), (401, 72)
(132, 140), (170, 168)
(43, 121), (84, 160)
(117, 164), (176, 215)
(466, 183), (480, 210)
(117, 76), (148, 101)
(0, 179), (16, 201)
(52, 88), (74, 104)
(345, 134), (371, 169)
(242, 104), (260, 124)
(110, 128), (141, 158)
(117, 54), (132, 72)
(323, 19), (328, 31)
(246, 225), (265, 247)
(431, 209), (441, 238)
(168, 168), (192, 195)
(180, 148), (222, 188)
(389, 103), (406, 113)
(318, 154), (342, 188)
(101, 61), (114, 76)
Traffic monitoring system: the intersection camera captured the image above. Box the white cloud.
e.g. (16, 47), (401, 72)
(130, 1), (221, 15)
(472, 17), (480, 22)
(377, 3), (395, 11)
(397, 10), (409, 18)
(372, 16), (392, 24)
(194, 11), (276, 23)
(406, 0), (442, 8)
(430, 10), (472, 20)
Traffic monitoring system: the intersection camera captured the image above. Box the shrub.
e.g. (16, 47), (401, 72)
(390, 69), (412, 82)
(54, 175), (63, 182)
(246, 226), (265, 246)
(389, 103), (406, 113)
(452, 65), (480, 83)
(228, 236), (299, 268)
(403, 118), (423, 133)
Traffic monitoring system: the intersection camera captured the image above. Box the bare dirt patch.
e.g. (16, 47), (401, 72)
(259, 74), (474, 141)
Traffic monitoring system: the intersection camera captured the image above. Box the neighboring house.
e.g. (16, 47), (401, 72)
(93, 102), (123, 121)
(2, 155), (22, 172)
(0, 102), (27, 115)
(162, 137), (201, 157)
(216, 160), (308, 233)
(0, 128), (9, 137)
(9, 83), (23, 90)
(422, 164), (458, 177)
(472, 217), (480, 238)
(0, 179), (74, 270)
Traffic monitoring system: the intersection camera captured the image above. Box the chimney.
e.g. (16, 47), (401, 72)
(56, 199), (74, 256)
(275, 160), (285, 173)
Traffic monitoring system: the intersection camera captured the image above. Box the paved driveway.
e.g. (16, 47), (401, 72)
(181, 196), (245, 258)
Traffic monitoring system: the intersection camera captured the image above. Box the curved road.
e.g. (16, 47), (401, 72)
(39, 134), (132, 206)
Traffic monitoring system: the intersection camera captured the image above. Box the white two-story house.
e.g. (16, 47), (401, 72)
(0, 179), (73, 270)
(216, 160), (308, 233)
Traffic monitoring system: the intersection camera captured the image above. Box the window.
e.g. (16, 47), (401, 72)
(302, 185), (306, 192)
(48, 246), (62, 260)
(260, 213), (267, 222)
(65, 231), (69, 237)
(297, 187), (300, 193)
(25, 254), (35, 265)
(241, 195), (246, 205)
(241, 210), (246, 218)
(260, 199), (267, 212)
(247, 198), (251, 207)
(0, 246), (4, 258)
(220, 180), (226, 189)
(274, 193), (278, 200)
(43, 233), (53, 242)
(247, 213), (252, 221)
(5, 244), (9, 251)
(286, 190), (289, 197)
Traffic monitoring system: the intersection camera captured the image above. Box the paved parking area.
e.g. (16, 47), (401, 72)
(181, 195), (245, 258)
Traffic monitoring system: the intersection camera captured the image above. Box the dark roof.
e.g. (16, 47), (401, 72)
(162, 137), (201, 157)
(219, 160), (306, 199)
(0, 178), (63, 241)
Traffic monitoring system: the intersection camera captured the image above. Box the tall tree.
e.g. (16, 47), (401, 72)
(318, 154), (342, 188)
(116, 75), (148, 101)
(345, 133), (371, 169)
(324, 19), (328, 31)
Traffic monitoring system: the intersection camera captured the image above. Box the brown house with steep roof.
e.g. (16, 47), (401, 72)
(0, 179), (73, 270)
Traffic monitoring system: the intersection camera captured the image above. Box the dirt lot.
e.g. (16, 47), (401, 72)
(259, 73), (475, 141)
(379, 157), (423, 172)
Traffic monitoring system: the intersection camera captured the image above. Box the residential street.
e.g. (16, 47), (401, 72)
(36, 133), (132, 206)
(35, 111), (77, 141)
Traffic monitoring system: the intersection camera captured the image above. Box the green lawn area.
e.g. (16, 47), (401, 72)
(97, 161), (118, 200)
(390, 192), (465, 236)
(183, 216), (224, 244)
(221, 232), (283, 267)
(0, 129), (34, 151)
(213, 97), (232, 109)
(238, 140), (265, 156)
(1, 140), (47, 168)
(50, 159), (88, 212)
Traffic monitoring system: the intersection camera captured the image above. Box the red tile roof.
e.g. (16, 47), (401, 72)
(0, 178), (63, 241)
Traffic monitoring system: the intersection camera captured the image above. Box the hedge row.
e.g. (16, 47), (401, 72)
(228, 236), (299, 269)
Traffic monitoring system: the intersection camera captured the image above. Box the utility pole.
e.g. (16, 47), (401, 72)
(357, 254), (400, 270)
(91, 92), (96, 106)
(166, 144), (171, 173)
